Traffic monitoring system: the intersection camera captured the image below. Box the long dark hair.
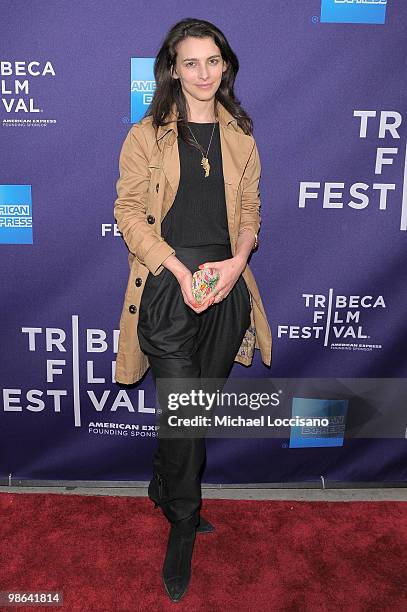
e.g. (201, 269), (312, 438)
(144, 17), (254, 151)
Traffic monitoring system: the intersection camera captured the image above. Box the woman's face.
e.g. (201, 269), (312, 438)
(171, 36), (227, 103)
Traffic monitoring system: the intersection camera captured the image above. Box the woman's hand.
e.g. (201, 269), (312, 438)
(198, 254), (247, 304)
(163, 254), (215, 313)
(177, 268), (217, 313)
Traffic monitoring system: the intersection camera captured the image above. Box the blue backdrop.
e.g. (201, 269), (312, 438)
(1, 0), (406, 484)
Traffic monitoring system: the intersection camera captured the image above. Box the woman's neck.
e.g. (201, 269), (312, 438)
(188, 119), (218, 124)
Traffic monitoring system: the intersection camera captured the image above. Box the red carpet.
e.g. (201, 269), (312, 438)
(1, 492), (407, 611)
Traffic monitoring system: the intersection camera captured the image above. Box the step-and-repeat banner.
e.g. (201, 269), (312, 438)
(1, 0), (406, 484)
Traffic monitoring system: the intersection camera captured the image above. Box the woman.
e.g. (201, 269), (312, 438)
(114, 18), (272, 602)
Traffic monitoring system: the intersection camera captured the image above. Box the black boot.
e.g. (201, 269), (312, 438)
(162, 514), (198, 602)
(196, 515), (215, 533)
(149, 472), (215, 534)
(152, 499), (215, 534)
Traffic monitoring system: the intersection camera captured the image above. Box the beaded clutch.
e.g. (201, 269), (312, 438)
(191, 268), (220, 303)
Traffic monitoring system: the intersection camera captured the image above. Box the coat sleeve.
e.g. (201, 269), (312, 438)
(238, 137), (262, 249)
(114, 123), (175, 275)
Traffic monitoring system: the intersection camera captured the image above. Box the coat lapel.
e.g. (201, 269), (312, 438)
(156, 100), (255, 239)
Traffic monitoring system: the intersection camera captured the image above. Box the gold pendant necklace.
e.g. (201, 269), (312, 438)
(201, 156), (210, 177)
(186, 121), (217, 178)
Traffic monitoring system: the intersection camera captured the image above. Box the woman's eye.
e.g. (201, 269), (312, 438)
(185, 59), (219, 68)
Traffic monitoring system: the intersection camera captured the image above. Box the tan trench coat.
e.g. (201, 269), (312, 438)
(114, 100), (272, 385)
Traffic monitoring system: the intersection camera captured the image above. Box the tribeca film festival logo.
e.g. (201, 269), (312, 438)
(1, 316), (157, 435)
(300, 111), (407, 232)
(278, 291), (385, 351)
(1, 60), (56, 128)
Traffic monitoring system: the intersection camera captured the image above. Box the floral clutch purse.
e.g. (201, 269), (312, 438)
(191, 268), (220, 303)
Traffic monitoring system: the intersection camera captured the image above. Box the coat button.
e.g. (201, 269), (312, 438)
(147, 214), (155, 224)
(129, 304), (137, 314)
(135, 277), (142, 287)
(156, 183), (159, 193)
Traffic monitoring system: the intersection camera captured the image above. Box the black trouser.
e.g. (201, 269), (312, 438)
(137, 244), (251, 526)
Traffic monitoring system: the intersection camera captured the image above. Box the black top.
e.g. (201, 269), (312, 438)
(161, 121), (231, 247)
